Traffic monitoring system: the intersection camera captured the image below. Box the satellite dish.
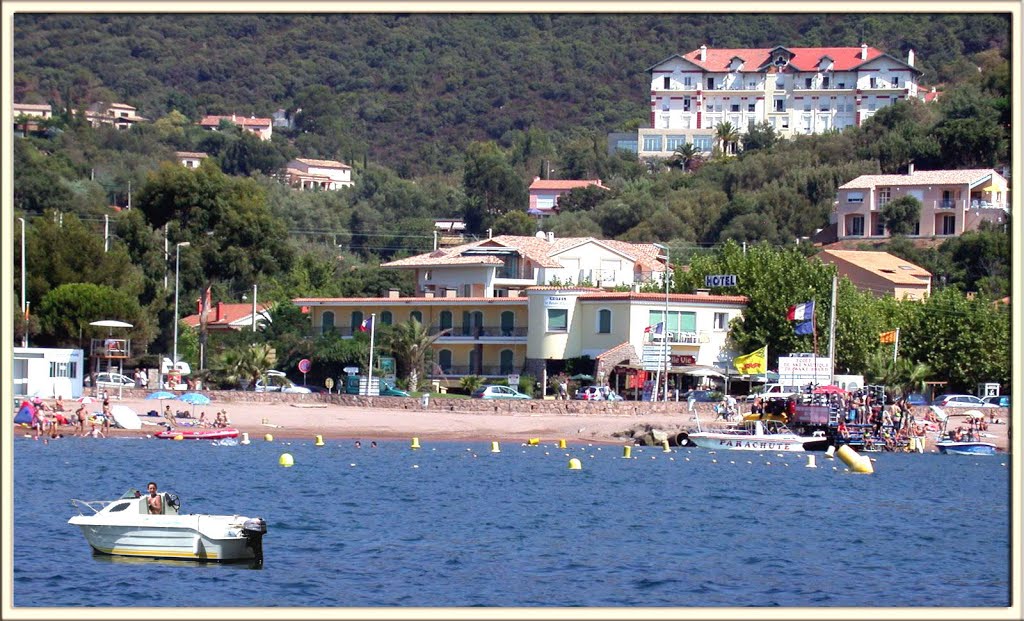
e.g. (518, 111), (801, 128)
(534, 231), (546, 239)
(90, 320), (134, 328)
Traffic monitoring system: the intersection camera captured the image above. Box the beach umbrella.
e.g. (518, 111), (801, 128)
(77, 396), (95, 404)
(570, 373), (594, 382)
(178, 392), (212, 418)
(146, 391), (176, 400)
(108, 405), (141, 430)
(178, 393), (211, 405)
(964, 409), (985, 419)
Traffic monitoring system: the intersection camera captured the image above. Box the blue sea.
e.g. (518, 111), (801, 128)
(12, 435), (1011, 609)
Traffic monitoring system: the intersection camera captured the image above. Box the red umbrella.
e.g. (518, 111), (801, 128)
(812, 385), (847, 395)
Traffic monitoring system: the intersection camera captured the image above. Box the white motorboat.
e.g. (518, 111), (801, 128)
(687, 414), (810, 452)
(68, 489), (267, 565)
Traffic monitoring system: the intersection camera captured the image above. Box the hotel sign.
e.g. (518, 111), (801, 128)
(705, 274), (738, 287)
(544, 295), (570, 308)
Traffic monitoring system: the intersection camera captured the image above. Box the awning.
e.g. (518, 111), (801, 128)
(980, 184), (1000, 192)
(680, 365), (727, 378)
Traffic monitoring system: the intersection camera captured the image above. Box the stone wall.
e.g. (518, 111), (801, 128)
(109, 388), (725, 417)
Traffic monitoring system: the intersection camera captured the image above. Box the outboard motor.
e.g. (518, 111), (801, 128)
(242, 517), (267, 568)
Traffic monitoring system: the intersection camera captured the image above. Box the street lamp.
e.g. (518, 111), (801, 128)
(19, 217), (26, 347)
(172, 241), (191, 383)
(653, 243), (671, 401)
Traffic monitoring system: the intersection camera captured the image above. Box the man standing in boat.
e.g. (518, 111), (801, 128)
(146, 482), (162, 514)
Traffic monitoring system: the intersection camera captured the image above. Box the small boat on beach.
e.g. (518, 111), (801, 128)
(154, 427), (239, 440)
(687, 413), (814, 452)
(68, 489), (267, 565)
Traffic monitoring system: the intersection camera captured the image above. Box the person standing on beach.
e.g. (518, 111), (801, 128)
(558, 377), (568, 401)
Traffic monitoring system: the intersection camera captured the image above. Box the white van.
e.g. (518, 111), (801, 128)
(745, 383), (801, 401)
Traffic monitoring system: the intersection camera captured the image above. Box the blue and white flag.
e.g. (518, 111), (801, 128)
(787, 301), (815, 321)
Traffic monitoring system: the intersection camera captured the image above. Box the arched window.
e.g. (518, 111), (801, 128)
(499, 349), (514, 374)
(410, 311), (423, 325)
(471, 311), (484, 336)
(440, 311), (453, 333)
(469, 349), (481, 375)
(437, 350), (452, 373)
(381, 311), (393, 326)
(500, 311), (515, 336)
(597, 309), (612, 334)
(321, 311), (335, 335)
(351, 311), (364, 334)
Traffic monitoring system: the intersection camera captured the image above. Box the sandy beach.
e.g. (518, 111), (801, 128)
(18, 395), (1013, 454)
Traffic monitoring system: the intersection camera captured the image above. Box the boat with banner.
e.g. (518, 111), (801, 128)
(686, 413), (819, 452)
(68, 488), (267, 565)
(155, 427), (239, 440)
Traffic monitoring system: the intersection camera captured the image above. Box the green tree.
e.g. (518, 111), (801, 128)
(880, 196), (921, 236)
(383, 318), (447, 393)
(740, 121), (778, 153)
(462, 141), (527, 231)
(714, 122), (740, 156)
(492, 210), (538, 236)
(667, 142), (701, 171)
(35, 282), (151, 349)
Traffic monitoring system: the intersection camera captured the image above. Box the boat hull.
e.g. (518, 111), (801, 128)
(155, 428), (239, 440)
(936, 441), (997, 456)
(69, 515), (257, 562)
(688, 432), (806, 452)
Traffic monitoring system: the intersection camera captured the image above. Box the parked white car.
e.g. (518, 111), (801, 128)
(932, 394), (998, 408)
(94, 372), (134, 389)
(255, 370), (312, 394)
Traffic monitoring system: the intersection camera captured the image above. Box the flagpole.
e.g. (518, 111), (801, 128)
(827, 274), (837, 386)
(366, 313), (376, 396)
(811, 299), (818, 390)
(893, 327), (900, 363)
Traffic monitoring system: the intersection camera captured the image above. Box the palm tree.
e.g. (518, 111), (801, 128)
(668, 142), (700, 171)
(714, 121), (740, 155)
(383, 319), (446, 393)
(218, 343), (276, 390)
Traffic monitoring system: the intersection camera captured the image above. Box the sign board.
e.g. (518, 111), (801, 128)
(324, 377), (335, 390)
(507, 374), (520, 387)
(705, 274), (738, 288)
(343, 366), (360, 375)
(544, 295), (570, 308)
(358, 376), (381, 396)
(642, 344), (670, 371)
(298, 358), (312, 374)
(777, 355), (832, 386)
(377, 356), (396, 375)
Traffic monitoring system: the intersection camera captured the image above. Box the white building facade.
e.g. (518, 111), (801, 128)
(611, 44), (921, 158)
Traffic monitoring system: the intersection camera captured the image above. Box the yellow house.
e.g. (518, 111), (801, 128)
(294, 233), (749, 391)
(815, 249), (931, 300)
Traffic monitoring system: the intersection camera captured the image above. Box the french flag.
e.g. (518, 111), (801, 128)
(787, 301), (814, 321)
(359, 317), (373, 332)
(644, 322), (664, 334)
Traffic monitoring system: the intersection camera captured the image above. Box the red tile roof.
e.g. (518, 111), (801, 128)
(529, 179), (609, 191)
(199, 115), (272, 127)
(183, 303), (270, 329)
(672, 46), (897, 73)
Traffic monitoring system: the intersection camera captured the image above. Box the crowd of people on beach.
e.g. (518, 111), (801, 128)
(21, 395), (111, 441)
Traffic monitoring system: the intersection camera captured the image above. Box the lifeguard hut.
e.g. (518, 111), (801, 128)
(88, 319), (133, 399)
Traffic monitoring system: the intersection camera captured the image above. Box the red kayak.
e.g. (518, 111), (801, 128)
(155, 427), (240, 440)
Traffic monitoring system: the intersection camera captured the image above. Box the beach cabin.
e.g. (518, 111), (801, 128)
(13, 347), (85, 399)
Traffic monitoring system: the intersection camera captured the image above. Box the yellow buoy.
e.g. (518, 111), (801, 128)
(622, 445), (632, 459)
(173, 434), (184, 441)
(558, 439), (567, 449)
(278, 453), (294, 467)
(491, 441), (500, 453)
(662, 440), (671, 453)
(836, 444), (873, 474)
(411, 437), (421, 450)
(528, 438), (540, 446)
(568, 458), (582, 470)
(240, 432), (250, 445)
(806, 454), (817, 468)
(264, 433), (274, 442)
(314, 435), (324, 447)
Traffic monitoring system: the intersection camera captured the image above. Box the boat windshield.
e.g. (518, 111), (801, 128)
(119, 488), (141, 499)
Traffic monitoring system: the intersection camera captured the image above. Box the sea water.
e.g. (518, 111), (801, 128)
(12, 436), (1010, 608)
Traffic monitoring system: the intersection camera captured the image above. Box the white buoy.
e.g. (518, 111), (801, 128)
(806, 454), (817, 468)
(240, 432), (250, 445)
(825, 445), (836, 459)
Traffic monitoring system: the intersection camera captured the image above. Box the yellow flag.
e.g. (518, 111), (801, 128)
(733, 346), (768, 375)
(879, 330), (897, 344)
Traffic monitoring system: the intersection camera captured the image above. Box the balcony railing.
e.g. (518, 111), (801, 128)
(646, 331), (699, 345)
(311, 326), (528, 338)
(431, 326), (528, 338)
(496, 267), (533, 280)
(429, 365), (517, 377)
(934, 199), (963, 210)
